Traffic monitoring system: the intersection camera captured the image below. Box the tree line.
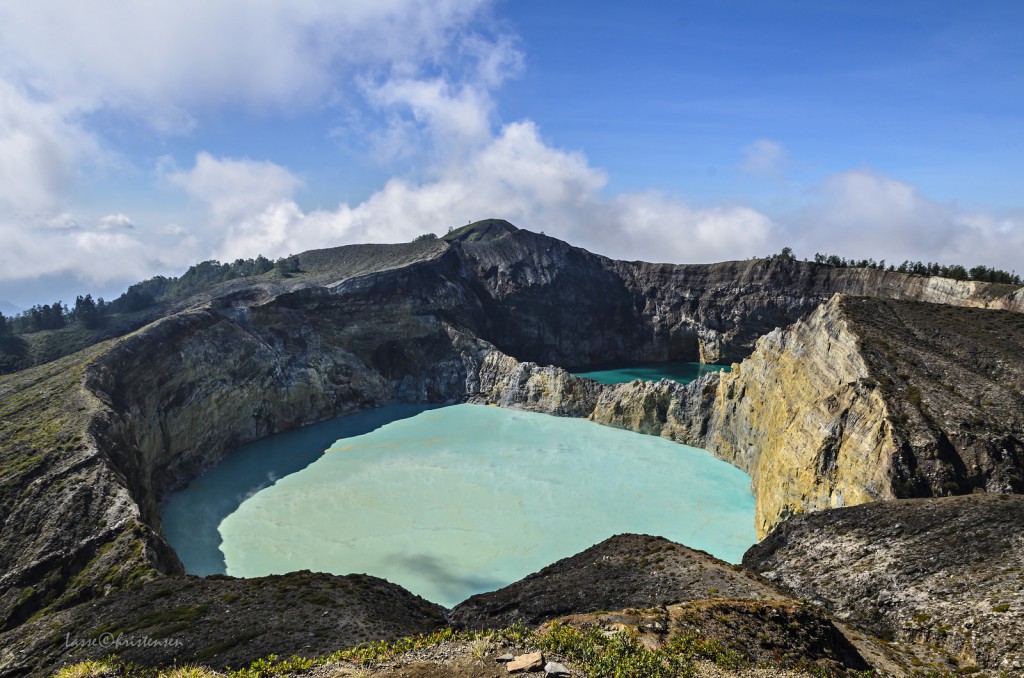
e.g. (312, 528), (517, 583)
(0, 254), (301, 336)
(0, 295), (106, 334)
(770, 248), (1021, 285)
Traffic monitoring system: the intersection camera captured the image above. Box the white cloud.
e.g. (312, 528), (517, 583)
(0, 82), (101, 214)
(0, 1), (493, 127)
(98, 213), (136, 231)
(0, 1), (506, 220)
(364, 77), (496, 160)
(780, 169), (1024, 272)
(738, 139), (787, 179)
(166, 153), (302, 227)
(157, 224), (187, 237)
(0, 211), (200, 288)
(177, 121), (775, 265)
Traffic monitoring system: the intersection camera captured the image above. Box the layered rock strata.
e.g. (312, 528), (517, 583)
(700, 294), (1024, 536)
(449, 221), (1024, 366)
(744, 494), (1024, 673)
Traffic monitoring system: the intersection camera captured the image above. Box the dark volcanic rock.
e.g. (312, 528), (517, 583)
(449, 222), (1023, 366)
(449, 534), (785, 629)
(6, 571), (446, 676)
(743, 494), (1024, 673)
(660, 599), (871, 673)
(842, 296), (1024, 496)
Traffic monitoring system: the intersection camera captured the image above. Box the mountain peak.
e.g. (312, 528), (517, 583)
(442, 219), (520, 243)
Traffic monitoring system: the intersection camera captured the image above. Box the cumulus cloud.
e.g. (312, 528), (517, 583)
(165, 153), (303, 227)
(0, 82), (101, 214)
(363, 77), (497, 161)
(780, 169), (1024, 273)
(173, 121), (775, 265)
(98, 214), (136, 231)
(0, 1), (493, 127)
(0, 211), (199, 290)
(738, 139), (787, 179)
(0, 1), (504, 217)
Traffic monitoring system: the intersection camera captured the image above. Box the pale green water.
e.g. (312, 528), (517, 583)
(573, 361), (731, 385)
(164, 404), (755, 608)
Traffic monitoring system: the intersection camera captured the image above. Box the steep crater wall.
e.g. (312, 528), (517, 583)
(87, 255), (496, 540)
(451, 223), (1024, 366)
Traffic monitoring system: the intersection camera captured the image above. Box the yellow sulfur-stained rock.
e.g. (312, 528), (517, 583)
(702, 295), (899, 537)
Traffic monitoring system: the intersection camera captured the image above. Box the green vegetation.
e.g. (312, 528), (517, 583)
(442, 218), (516, 243)
(773, 246), (797, 262)
(0, 342), (107, 481)
(813, 251), (1021, 285)
(10, 301), (69, 332)
(107, 256), (278, 314)
(768, 247), (1021, 284)
(53, 660), (116, 678)
(50, 617), (877, 678)
(0, 254), (295, 375)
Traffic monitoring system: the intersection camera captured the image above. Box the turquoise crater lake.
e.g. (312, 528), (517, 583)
(572, 361), (731, 385)
(163, 404), (755, 608)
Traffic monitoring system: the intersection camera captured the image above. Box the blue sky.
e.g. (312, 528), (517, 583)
(0, 1), (1022, 309)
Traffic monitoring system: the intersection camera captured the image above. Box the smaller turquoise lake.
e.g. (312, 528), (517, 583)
(572, 361), (731, 385)
(163, 404), (755, 608)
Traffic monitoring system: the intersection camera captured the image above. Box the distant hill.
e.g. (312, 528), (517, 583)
(0, 301), (20, 316)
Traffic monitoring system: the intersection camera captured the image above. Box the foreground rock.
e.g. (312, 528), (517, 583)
(26, 529), (1008, 676)
(452, 534), (882, 676)
(3, 571), (445, 675)
(506, 650), (543, 673)
(450, 534), (785, 629)
(744, 494), (1024, 673)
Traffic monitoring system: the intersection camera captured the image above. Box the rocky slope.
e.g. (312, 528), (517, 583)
(451, 534), (875, 676)
(744, 494), (1024, 674)
(3, 571), (445, 673)
(450, 534), (788, 630)
(1, 220), (1023, 674)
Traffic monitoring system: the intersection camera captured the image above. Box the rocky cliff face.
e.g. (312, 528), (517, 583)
(450, 221), (1024, 366)
(700, 296), (899, 537)
(334, 220), (1024, 370)
(701, 294), (1024, 536)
